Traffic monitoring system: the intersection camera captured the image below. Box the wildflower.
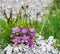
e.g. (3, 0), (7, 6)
(21, 34), (29, 43)
(20, 26), (23, 31)
(21, 28), (28, 34)
(30, 32), (35, 37)
(28, 39), (35, 46)
(11, 26), (35, 46)
(12, 36), (20, 44)
(12, 27), (20, 33)
(29, 27), (34, 32)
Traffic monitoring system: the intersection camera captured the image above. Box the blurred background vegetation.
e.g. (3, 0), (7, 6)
(43, 0), (60, 50)
(0, 0), (60, 50)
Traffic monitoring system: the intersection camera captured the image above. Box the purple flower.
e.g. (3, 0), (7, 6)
(12, 27), (20, 33)
(11, 26), (35, 46)
(30, 32), (35, 37)
(21, 34), (29, 43)
(12, 36), (20, 44)
(29, 27), (34, 32)
(20, 26), (23, 31)
(28, 39), (35, 46)
(21, 28), (28, 34)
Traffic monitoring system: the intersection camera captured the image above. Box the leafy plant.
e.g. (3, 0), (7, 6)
(54, 39), (60, 50)
(0, 12), (44, 49)
(54, 0), (60, 9)
(43, 2), (60, 49)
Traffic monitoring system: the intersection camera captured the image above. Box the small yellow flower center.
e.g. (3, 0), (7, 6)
(24, 38), (26, 41)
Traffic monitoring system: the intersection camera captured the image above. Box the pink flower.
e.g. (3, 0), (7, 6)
(29, 27), (34, 32)
(10, 26), (35, 46)
(28, 39), (35, 46)
(12, 27), (20, 33)
(12, 36), (20, 44)
(21, 28), (28, 34)
(30, 32), (35, 37)
(21, 34), (29, 43)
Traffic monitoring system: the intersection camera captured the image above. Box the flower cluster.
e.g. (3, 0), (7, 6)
(10, 26), (35, 46)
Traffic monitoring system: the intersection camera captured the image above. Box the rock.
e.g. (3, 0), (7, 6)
(12, 46), (21, 54)
(0, 49), (3, 54)
(48, 36), (54, 41)
(47, 36), (54, 45)
(0, 0), (53, 20)
(0, 35), (60, 54)
(4, 45), (13, 54)
(36, 33), (44, 40)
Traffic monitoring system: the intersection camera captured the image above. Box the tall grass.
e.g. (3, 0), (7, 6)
(0, 15), (44, 49)
(43, 1), (60, 50)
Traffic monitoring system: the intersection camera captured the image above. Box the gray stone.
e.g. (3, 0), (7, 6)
(0, 36), (60, 54)
(0, 0), (53, 21)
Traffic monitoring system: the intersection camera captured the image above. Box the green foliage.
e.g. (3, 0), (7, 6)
(0, 16), (43, 49)
(54, 39), (60, 50)
(43, 3), (60, 49)
(54, 0), (60, 9)
(44, 6), (60, 39)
